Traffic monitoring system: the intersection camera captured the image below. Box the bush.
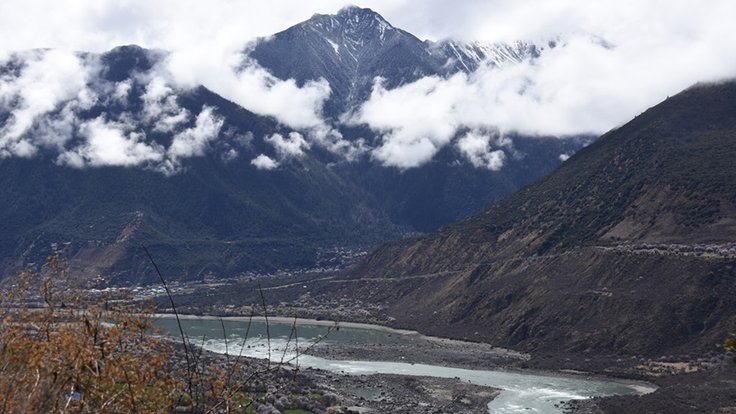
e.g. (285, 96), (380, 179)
(0, 254), (179, 413)
(0, 253), (338, 414)
(726, 336), (736, 353)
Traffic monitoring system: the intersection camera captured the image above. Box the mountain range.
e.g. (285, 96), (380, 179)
(0, 7), (584, 283)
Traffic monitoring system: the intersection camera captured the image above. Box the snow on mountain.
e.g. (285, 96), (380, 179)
(429, 40), (543, 73)
(248, 6), (548, 116)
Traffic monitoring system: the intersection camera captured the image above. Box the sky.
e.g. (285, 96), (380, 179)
(1, 0), (733, 56)
(1, 0), (735, 170)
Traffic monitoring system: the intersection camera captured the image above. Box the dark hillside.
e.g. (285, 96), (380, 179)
(347, 81), (736, 356)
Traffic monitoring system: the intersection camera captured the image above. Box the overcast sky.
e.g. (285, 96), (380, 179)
(3, 0), (735, 57)
(1, 0), (736, 170)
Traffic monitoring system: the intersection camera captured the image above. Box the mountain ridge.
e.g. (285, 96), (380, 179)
(0, 9), (588, 283)
(342, 80), (736, 356)
(248, 6), (546, 116)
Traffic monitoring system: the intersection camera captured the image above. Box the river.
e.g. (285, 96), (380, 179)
(153, 316), (652, 413)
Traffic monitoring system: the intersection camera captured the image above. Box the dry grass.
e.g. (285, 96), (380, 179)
(0, 255), (181, 413)
(0, 254), (253, 413)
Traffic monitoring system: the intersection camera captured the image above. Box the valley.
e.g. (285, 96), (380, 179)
(1, 3), (736, 413)
(146, 79), (736, 412)
(143, 238), (735, 412)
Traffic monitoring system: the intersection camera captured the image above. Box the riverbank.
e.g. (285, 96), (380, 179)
(153, 313), (530, 370)
(156, 314), (503, 413)
(153, 313), (418, 335)
(564, 363), (736, 414)
(152, 276), (734, 413)
(164, 341), (498, 414)
(153, 313), (653, 390)
(154, 313), (658, 413)
(308, 370), (500, 413)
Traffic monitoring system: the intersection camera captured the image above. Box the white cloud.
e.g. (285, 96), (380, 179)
(2, 1), (344, 148)
(161, 52), (334, 134)
(58, 116), (164, 168)
(31, 102), (80, 151)
(222, 148), (239, 162)
(351, 20), (736, 168)
(167, 106), (224, 161)
(0, 1), (411, 58)
(251, 154), (278, 170)
(0, 50), (93, 157)
(264, 132), (310, 158)
(151, 46), (353, 159)
(57, 105), (224, 172)
(113, 80), (132, 103)
(456, 131), (506, 171)
(371, 135), (437, 169)
(351, 76), (464, 168)
(248, 131), (315, 170)
(2, 0), (736, 171)
(141, 76), (191, 132)
(0, 49), (232, 173)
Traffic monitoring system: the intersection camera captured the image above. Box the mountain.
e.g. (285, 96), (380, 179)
(248, 6), (579, 232)
(0, 45), (401, 283)
(248, 6), (544, 116)
(0, 10), (585, 283)
(343, 81), (736, 356)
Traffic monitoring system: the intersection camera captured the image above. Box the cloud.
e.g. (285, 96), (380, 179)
(249, 131), (311, 170)
(113, 80), (132, 102)
(251, 154), (278, 170)
(0, 50), (92, 157)
(0, 1), (413, 58)
(351, 76), (464, 168)
(141, 76), (191, 133)
(314, 130), (369, 161)
(351, 20), (736, 168)
(58, 116), (164, 168)
(265, 132), (310, 158)
(162, 51), (334, 130)
(3, 0), (736, 172)
(0, 1), (350, 157)
(456, 131), (506, 170)
(58, 105), (224, 172)
(157, 47), (365, 160)
(0, 50), (228, 172)
(167, 106), (224, 161)
(216, 63), (331, 131)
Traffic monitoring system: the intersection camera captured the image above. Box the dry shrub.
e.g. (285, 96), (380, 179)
(0, 253), (328, 414)
(726, 336), (736, 354)
(0, 254), (180, 413)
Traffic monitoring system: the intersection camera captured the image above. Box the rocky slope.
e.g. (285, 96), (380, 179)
(348, 81), (736, 356)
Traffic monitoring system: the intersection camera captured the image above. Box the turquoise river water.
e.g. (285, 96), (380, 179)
(153, 316), (652, 413)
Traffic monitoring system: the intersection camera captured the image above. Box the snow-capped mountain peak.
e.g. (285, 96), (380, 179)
(306, 6), (397, 46)
(335, 5), (392, 27)
(248, 7), (550, 114)
(428, 40), (542, 72)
